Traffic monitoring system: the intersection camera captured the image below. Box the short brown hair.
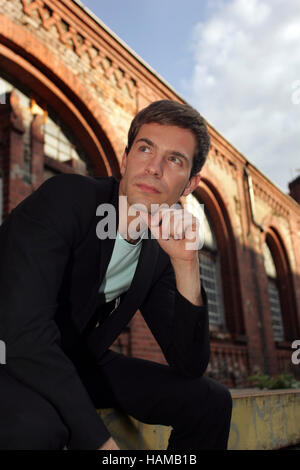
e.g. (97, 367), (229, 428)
(126, 100), (210, 177)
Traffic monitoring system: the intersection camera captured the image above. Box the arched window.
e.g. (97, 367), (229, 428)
(0, 73), (92, 184)
(185, 194), (225, 329)
(43, 109), (93, 179)
(263, 242), (285, 341)
(44, 112), (85, 164)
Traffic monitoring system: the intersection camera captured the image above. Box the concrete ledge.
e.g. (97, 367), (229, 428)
(97, 408), (171, 450)
(97, 388), (300, 450)
(229, 388), (300, 450)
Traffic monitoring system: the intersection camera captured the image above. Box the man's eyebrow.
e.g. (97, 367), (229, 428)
(135, 137), (155, 147)
(135, 138), (189, 162)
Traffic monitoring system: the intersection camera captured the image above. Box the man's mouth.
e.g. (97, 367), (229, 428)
(136, 183), (160, 194)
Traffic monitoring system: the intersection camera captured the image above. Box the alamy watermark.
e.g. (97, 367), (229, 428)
(0, 81), (6, 105)
(291, 340), (300, 365)
(0, 340), (6, 365)
(291, 80), (300, 105)
(95, 196), (205, 250)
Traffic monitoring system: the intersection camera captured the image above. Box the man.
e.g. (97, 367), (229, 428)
(0, 100), (232, 450)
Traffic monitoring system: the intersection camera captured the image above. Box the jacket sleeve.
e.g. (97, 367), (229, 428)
(140, 260), (210, 378)
(0, 175), (111, 449)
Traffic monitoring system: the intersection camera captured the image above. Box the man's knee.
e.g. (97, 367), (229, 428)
(202, 377), (232, 419)
(213, 381), (232, 417)
(1, 406), (69, 450)
(188, 376), (232, 421)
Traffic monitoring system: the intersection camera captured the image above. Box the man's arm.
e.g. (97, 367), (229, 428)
(0, 175), (111, 449)
(170, 256), (203, 306)
(139, 207), (210, 377)
(140, 257), (210, 378)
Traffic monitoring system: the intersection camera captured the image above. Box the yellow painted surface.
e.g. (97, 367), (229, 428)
(98, 408), (171, 450)
(98, 388), (300, 450)
(228, 389), (300, 450)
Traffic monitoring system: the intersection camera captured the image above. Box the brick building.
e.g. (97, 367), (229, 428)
(1, 0), (300, 387)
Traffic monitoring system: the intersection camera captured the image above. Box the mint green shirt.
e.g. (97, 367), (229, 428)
(99, 231), (144, 302)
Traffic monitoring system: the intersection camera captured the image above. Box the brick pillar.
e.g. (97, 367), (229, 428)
(0, 94), (9, 221)
(65, 157), (87, 175)
(251, 235), (279, 376)
(236, 166), (277, 376)
(289, 217), (300, 332)
(0, 90), (33, 219)
(31, 114), (45, 190)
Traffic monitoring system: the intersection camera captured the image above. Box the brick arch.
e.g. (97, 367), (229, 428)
(0, 14), (121, 177)
(194, 177), (245, 338)
(262, 224), (299, 340)
(261, 213), (295, 271)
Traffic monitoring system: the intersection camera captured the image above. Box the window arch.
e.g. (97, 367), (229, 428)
(182, 178), (245, 340)
(0, 73), (93, 183)
(43, 108), (94, 179)
(263, 241), (285, 341)
(44, 112), (86, 163)
(184, 193), (226, 329)
(264, 227), (299, 342)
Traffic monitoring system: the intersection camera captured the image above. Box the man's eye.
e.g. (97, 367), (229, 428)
(169, 156), (182, 165)
(139, 146), (151, 153)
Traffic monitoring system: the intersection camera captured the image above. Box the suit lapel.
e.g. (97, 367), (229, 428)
(72, 177), (119, 334)
(96, 178), (120, 288)
(86, 232), (160, 361)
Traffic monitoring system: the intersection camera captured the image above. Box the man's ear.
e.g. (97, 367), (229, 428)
(120, 150), (128, 177)
(182, 174), (201, 197)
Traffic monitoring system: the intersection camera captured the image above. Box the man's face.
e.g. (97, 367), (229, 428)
(119, 123), (201, 212)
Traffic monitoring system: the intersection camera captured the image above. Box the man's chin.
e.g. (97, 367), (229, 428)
(127, 192), (175, 215)
(127, 194), (154, 213)
(127, 200), (152, 215)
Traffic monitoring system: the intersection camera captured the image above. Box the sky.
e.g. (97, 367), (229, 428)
(80, 0), (300, 194)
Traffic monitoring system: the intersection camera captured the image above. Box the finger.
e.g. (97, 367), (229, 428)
(145, 207), (168, 239)
(159, 209), (176, 240)
(174, 211), (186, 239)
(185, 222), (201, 251)
(138, 209), (151, 227)
(161, 208), (183, 238)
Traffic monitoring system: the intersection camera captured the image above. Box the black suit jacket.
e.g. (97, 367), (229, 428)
(0, 173), (210, 449)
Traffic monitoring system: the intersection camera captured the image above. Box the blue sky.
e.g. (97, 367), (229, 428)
(80, 0), (210, 93)
(80, 0), (300, 194)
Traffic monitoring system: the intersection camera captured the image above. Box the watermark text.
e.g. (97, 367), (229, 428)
(95, 197), (205, 251)
(291, 80), (300, 105)
(291, 339), (300, 365)
(0, 340), (6, 364)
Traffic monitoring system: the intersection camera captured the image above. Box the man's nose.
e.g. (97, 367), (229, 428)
(145, 154), (163, 177)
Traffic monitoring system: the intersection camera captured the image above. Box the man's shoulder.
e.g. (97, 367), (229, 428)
(40, 173), (118, 199)
(9, 174), (119, 233)
(35, 174), (120, 226)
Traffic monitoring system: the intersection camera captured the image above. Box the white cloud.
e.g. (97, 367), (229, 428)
(183, 0), (300, 192)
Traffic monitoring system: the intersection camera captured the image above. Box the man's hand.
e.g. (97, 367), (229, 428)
(98, 436), (120, 450)
(139, 206), (201, 263)
(140, 207), (203, 306)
